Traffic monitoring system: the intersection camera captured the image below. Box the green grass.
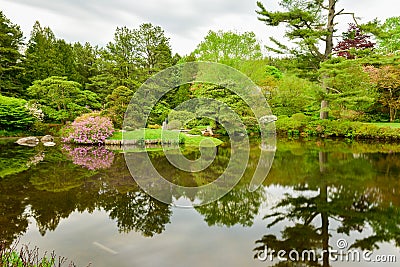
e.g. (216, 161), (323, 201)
(108, 128), (223, 147)
(367, 122), (400, 129)
(110, 129), (180, 140)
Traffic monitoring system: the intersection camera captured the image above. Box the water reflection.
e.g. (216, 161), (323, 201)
(63, 145), (114, 170)
(0, 138), (400, 266)
(254, 140), (400, 266)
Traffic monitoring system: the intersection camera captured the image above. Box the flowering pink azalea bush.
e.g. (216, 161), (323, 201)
(63, 145), (114, 170)
(62, 115), (114, 144)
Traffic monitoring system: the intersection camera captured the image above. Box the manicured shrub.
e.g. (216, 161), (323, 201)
(0, 95), (35, 130)
(62, 114), (114, 144)
(188, 128), (203, 135)
(276, 115), (400, 140)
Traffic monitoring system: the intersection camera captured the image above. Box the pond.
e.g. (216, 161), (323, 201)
(0, 138), (400, 266)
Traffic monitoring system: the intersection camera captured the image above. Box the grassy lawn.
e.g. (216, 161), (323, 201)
(367, 123), (400, 129)
(108, 128), (223, 146)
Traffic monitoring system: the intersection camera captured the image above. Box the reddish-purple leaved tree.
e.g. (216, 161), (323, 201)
(334, 23), (375, 59)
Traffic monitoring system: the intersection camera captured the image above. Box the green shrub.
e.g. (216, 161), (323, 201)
(276, 115), (400, 140)
(166, 120), (182, 130)
(188, 128), (203, 135)
(0, 95), (35, 130)
(242, 116), (260, 133)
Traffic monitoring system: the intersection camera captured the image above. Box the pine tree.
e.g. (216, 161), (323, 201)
(0, 11), (24, 97)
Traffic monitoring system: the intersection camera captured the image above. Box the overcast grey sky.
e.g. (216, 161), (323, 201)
(1, 0), (399, 56)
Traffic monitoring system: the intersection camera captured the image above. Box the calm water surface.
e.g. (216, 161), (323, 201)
(1, 138), (400, 266)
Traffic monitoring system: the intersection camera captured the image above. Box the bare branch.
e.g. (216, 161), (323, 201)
(336, 11), (360, 26)
(327, 86), (342, 94)
(334, 8), (345, 17)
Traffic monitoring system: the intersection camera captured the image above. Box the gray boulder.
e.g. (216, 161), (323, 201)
(41, 135), (54, 143)
(16, 137), (39, 147)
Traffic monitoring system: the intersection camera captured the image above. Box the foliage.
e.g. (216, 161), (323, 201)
(0, 95), (35, 130)
(362, 16), (400, 54)
(168, 110), (195, 125)
(237, 60), (282, 95)
(319, 58), (377, 119)
(62, 114), (114, 144)
(91, 23), (173, 93)
(268, 75), (321, 116)
(0, 11), (24, 97)
(334, 23), (375, 59)
(193, 30), (263, 68)
(256, 0), (344, 67)
(27, 76), (101, 123)
(378, 17), (400, 54)
(256, 0), (362, 118)
(71, 42), (99, 89)
(104, 85), (133, 128)
(188, 128), (202, 135)
(275, 115), (400, 139)
(364, 64), (400, 121)
(23, 21), (77, 88)
(0, 241), (74, 267)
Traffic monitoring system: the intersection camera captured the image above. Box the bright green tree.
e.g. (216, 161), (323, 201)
(0, 11), (24, 97)
(27, 76), (101, 123)
(363, 17), (400, 54)
(269, 74), (321, 116)
(193, 30), (263, 68)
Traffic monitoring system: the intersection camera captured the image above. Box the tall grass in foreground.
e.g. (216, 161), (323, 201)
(0, 240), (82, 267)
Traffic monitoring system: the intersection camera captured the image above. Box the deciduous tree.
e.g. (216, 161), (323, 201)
(364, 65), (400, 122)
(334, 23), (375, 59)
(27, 76), (100, 123)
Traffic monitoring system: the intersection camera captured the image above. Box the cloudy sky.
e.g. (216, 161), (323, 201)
(1, 0), (399, 56)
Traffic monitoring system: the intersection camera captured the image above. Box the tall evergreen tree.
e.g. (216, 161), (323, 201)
(0, 11), (24, 97)
(257, 0), (360, 119)
(71, 42), (98, 89)
(88, 23), (173, 102)
(23, 21), (76, 87)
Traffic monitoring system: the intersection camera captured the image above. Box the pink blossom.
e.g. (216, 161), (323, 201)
(62, 116), (114, 144)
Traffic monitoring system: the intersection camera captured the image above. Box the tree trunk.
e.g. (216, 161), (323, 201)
(390, 107), (396, 122)
(320, 100), (329, 120)
(320, 0), (337, 120)
(324, 0), (337, 58)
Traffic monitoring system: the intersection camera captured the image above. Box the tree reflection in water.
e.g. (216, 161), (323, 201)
(254, 141), (400, 267)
